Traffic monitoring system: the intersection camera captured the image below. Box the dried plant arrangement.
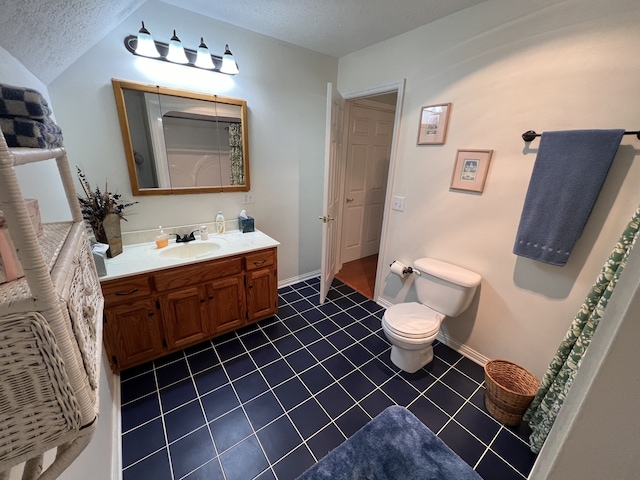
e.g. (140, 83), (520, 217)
(76, 167), (138, 243)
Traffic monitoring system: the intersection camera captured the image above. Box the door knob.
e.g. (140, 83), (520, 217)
(318, 215), (335, 223)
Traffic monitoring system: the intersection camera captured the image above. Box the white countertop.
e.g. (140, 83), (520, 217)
(99, 229), (279, 282)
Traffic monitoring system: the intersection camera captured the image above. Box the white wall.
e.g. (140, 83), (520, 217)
(0, 46), (117, 480)
(49, 0), (338, 283)
(338, 0), (640, 377)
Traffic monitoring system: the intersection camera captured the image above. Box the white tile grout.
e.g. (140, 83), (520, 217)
(120, 277), (534, 480)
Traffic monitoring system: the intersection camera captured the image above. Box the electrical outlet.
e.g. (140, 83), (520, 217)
(392, 196), (405, 212)
(242, 192), (254, 204)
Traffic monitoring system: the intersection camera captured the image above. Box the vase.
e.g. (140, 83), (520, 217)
(95, 213), (123, 258)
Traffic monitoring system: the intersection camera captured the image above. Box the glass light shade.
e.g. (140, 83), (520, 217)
(220, 44), (239, 74)
(135, 22), (160, 58)
(195, 37), (215, 69)
(166, 30), (189, 64)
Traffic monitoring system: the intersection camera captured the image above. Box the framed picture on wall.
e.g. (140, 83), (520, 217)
(417, 103), (451, 145)
(450, 149), (493, 193)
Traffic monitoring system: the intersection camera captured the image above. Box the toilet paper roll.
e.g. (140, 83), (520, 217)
(390, 261), (408, 278)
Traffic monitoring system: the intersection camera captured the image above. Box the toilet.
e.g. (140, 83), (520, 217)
(382, 258), (481, 373)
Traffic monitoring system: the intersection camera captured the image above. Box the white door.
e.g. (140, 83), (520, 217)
(340, 102), (395, 264)
(319, 83), (345, 304)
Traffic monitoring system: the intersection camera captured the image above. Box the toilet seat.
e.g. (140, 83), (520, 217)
(384, 302), (442, 339)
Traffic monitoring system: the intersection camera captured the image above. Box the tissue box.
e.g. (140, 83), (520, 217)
(25, 198), (43, 236)
(0, 225), (24, 284)
(92, 243), (109, 277)
(239, 216), (255, 233)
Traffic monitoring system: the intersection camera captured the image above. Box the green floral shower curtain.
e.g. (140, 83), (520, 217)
(523, 203), (640, 453)
(228, 123), (244, 186)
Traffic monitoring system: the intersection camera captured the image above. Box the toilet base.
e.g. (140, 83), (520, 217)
(389, 343), (434, 373)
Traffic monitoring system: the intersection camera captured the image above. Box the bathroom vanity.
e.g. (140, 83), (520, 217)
(100, 231), (278, 372)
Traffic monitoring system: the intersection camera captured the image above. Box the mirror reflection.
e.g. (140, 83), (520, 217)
(112, 79), (250, 195)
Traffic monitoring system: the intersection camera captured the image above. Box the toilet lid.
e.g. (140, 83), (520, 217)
(384, 302), (442, 339)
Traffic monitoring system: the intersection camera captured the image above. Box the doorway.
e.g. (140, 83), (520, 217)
(335, 92), (398, 299)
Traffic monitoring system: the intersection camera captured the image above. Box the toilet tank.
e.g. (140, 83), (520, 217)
(413, 258), (481, 317)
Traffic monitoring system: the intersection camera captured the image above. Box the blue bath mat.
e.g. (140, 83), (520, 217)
(297, 406), (482, 480)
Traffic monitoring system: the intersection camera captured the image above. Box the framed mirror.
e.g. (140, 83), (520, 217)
(112, 79), (250, 195)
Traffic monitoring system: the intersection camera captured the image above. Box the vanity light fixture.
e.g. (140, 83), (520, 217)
(125, 21), (239, 75)
(195, 38), (215, 69)
(221, 44), (239, 75)
(134, 22), (160, 58)
(166, 30), (189, 64)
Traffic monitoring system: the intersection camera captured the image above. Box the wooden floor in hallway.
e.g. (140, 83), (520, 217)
(335, 254), (378, 300)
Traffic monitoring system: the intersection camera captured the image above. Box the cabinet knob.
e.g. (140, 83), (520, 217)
(147, 311), (154, 317)
(209, 295), (214, 300)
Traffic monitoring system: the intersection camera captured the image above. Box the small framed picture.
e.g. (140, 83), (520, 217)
(450, 149), (493, 193)
(417, 103), (451, 145)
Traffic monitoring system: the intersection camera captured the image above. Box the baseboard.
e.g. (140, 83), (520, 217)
(375, 296), (393, 309)
(112, 374), (122, 480)
(436, 331), (489, 366)
(279, 270), (321, 288)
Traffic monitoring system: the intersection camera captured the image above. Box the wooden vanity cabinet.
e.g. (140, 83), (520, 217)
(103, 298), (164, 369)
(204, 274), (246, 333)
(102, 247), (277, 372)
(246, 249), (278, 321)
(101, 273), (163, 370)
(159, 285), (210, 350)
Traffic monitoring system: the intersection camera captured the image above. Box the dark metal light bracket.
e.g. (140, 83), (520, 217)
(124, 35), (236, 75)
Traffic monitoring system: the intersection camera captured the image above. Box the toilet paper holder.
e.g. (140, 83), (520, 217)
(389, 261), (421, 276)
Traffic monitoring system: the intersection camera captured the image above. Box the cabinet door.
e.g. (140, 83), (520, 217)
(103, 299), (164, 372)
(205, 275), (246, 334)
(160, 286), (209, 350)
(247, 267), (278, 321)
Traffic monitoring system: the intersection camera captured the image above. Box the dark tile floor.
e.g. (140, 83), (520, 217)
(120, 277), (537, 480)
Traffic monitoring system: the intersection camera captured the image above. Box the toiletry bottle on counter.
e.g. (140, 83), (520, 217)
(155, 226), (169, 248)
(200, 225), (209, 240)
(215, 211), (225, 234)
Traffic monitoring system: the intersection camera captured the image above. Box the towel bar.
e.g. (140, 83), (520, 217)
(522, 129), (640, 142)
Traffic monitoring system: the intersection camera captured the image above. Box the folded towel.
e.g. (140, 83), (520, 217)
(0, 83), (53, 120)
(513, 129), (624, 266)
(0, 116), (64, 149)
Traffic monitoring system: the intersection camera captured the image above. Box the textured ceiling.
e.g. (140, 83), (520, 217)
(0, 0), (490, 84)
(161, 0), (491, 58)
(0, 0), (146, 84)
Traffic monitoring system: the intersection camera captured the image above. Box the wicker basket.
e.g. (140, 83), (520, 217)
(484, 359), (540, 426)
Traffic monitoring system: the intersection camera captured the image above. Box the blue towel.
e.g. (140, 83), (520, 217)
(514, 129), (624, 266)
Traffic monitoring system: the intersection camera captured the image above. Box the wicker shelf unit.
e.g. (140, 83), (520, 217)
(0, 130), (104, 480)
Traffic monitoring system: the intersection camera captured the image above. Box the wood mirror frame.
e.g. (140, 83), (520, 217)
(112, 79), (250, 195)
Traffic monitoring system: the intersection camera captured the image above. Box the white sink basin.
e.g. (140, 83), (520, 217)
(158, 241), (223, 260)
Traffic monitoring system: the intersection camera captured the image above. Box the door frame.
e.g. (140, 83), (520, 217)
(339, 80), (406, 302)
(338, 98), (396, 265)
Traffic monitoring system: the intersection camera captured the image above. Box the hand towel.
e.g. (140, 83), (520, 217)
(513, 129), (624, 266)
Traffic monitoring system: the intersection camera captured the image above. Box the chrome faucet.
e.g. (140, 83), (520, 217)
(173, 230), (199, 243)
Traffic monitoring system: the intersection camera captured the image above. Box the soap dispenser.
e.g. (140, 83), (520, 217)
(155, 226), (169, 248)
(215, 211), (225, 234)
